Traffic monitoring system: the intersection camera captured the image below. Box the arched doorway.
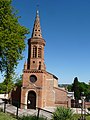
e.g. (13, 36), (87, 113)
(27, 91), (36, 109)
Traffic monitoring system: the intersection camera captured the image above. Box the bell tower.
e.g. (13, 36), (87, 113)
(27, 10), (46, 71)
(21, 9), (68, 109)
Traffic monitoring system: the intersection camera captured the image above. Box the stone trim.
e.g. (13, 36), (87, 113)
(23, 70), (44, 73)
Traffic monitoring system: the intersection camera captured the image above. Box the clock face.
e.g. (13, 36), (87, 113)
(30, 75), (37, 83)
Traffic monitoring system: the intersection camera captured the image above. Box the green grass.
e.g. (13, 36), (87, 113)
(0, 112), (17, 120)
(18, 115), (47, 120)
(0, 111), (90, 120)
(86, 115), (90, 120)
(73, 114), (90, 120)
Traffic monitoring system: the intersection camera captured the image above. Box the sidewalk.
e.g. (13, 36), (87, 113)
(0, 103), (52, 120)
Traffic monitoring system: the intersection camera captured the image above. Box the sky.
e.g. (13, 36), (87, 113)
(1, 0), (90, 84)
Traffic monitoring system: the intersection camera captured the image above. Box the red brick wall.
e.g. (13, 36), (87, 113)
(54, 87), (68, 107)
(85, 102), (90, 108)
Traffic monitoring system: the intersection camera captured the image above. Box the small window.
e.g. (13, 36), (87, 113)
(35, 29), (37, 31)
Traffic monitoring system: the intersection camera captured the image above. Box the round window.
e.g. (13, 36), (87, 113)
(30, 75), (37, 83)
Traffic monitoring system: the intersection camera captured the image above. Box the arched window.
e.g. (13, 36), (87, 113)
(38, 47), (42, 58)
(38, 61), (41, 70)
(33, 46), (37, 58)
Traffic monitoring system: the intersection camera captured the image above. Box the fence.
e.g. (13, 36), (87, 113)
(0, 99), (53, 120)
(0, 99), (90, 120)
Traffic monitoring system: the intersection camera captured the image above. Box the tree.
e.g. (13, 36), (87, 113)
(0, 80), (14, 94)
(14, 75), (22, 87)
(72, 77), (80, 100)
(0, 0), (29, 92)
(67, 84), (73, 92)
(79, 82), (90, 101)
(0, 74), (22, 93)
(68, 77), (90, 101)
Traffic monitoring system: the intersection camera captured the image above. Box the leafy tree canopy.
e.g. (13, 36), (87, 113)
(67, 77), (90, 101)
(14, 74), (22, 87)
(0, 74), (22, 93)
(0, 0), (29, 92)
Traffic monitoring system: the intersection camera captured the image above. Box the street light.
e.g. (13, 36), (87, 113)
(81, 96), (86, 120)
(79, 92), (86, 120)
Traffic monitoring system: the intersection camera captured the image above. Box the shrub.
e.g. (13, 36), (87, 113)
(18, 115), (47, 120)
(52, 107), (74, 120)
(0, 108), (3, 112)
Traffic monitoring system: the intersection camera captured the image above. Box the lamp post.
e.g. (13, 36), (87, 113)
(80, 93), (86, 120)
(81, 96), (86, 120)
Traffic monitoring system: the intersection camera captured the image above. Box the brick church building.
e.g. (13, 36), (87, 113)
(21, 10), (68, 109)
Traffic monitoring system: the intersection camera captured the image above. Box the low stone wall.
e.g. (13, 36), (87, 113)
(85, 102), (90, 108)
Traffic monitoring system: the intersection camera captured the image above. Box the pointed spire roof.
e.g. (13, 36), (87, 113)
(31, 10), (42, 38)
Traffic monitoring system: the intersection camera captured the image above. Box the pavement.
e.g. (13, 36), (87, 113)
(0, 99), (4, 103)
(0, 102), (52, 120)
(0, 99), (90, 120)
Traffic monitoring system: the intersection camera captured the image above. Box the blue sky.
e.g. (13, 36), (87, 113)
(1, 0), (90, 84)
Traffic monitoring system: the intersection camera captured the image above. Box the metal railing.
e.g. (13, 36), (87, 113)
(0, 99), (53, 119)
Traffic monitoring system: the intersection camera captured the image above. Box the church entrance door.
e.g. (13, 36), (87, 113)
(27, 91), (36, 109)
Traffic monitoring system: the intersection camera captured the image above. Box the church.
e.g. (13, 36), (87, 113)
(21, 10), (68, 109)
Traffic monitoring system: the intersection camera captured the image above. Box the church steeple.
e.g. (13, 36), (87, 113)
(32, 10), (42, 38)
(27, 10), (46, 71)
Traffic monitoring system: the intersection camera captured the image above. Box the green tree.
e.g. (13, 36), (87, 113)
(52, 107), (73, 120)
(14, 74), (22, 87)
(72, 77), (80, 100)
(79, 82), (90, 101)
(68, 77), (90, 101)
(67, 84), (73, 92)
(0, 0), (29, 92)
(0, 74), (22, 93)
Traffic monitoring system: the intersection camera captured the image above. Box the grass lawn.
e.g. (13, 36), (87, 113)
(0, 111), (90, 120)
(73, 114), (90, 120)
(85, 115), (90, 120)
(0, 112), (17, 120)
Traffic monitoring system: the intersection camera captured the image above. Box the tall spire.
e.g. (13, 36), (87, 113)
(27, 10), (45, 70)
(31, 10), (42, 38)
